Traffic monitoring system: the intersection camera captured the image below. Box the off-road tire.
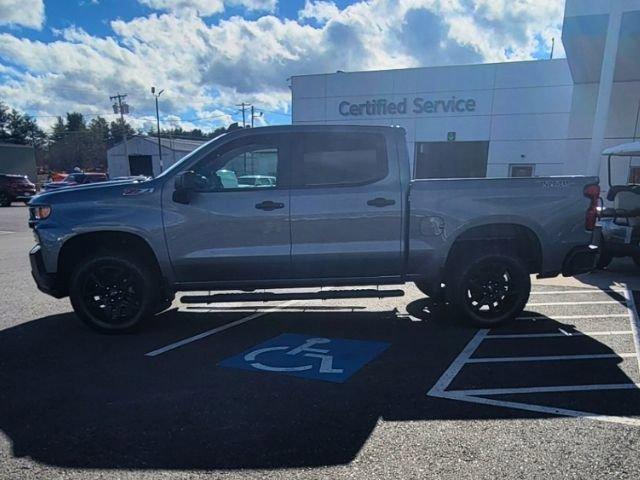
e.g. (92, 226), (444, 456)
(0, 192), (11, 207)
(69, 252), (160, 333)
(447, 252), (531, 327)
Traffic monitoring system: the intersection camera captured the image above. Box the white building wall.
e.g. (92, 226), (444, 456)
(292, 59), (575, 178)
(107, 137), (192, 177)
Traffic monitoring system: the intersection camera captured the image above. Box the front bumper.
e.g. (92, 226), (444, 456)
(29, 244), (65, 298)
(561, 227), (602, 276)
(12, 187), (36, 200)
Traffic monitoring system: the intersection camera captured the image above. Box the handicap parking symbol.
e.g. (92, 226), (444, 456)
(219, 334), (390, 383)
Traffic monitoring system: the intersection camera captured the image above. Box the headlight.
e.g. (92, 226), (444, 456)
(32, 205), (52, 220)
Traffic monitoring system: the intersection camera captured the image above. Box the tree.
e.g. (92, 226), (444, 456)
(88, 117), (110, 144)
(50, 117), (66, 143)
(0, 102), (8, 142)
(109, 118), (135, 145)
(65, 112), (86, 132)
(0, 102), (46, 147)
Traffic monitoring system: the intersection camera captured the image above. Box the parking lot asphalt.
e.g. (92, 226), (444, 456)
(1, 205), (640, 479)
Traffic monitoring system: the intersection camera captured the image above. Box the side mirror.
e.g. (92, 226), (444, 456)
(173, 171), (199, 204)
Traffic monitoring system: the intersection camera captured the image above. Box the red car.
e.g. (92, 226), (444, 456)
(0, 174), (37, 207)
(42, 172), (108, 192)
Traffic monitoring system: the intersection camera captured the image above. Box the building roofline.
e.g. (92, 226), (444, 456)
(289, 57), (568, 80)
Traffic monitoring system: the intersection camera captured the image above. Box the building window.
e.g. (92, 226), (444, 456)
(509, 164), (535, 177)
(630, 166), (640, 184)
(414, 141), (489, 179)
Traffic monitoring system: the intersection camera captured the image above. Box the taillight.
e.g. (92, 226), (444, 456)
(583, 184), (600, 231)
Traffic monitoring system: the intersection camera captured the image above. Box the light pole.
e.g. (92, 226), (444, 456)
(151, 86), (165, 173)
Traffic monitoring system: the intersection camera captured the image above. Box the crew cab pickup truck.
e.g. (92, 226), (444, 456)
(28, 125), (601, 332)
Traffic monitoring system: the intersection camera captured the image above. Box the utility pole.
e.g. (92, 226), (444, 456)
(110, 93), (129, 170)
(251, 105), (263, 128)
(237, 102), (251, 128)
(152, 86), (165, 173)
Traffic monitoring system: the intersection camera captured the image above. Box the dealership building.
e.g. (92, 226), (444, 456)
(291, 0), (640, 190)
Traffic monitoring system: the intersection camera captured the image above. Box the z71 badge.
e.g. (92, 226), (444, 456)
(542, 180), (570, 188)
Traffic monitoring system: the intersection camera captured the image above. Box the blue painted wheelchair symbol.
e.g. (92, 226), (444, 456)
(219, 333), (390, 383)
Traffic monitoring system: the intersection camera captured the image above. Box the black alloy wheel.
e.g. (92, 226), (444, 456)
(448, 253), (530, 327)
(82, 262), (143, 327)
(70, 254), (158, 333)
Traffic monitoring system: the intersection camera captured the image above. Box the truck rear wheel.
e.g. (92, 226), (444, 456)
(447, 253), (530, 327)
(69, 253), (159, 333)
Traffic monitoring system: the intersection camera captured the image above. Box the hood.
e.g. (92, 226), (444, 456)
(32, 178), (155, 205)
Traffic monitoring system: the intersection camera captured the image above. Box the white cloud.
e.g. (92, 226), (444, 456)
(0, 0), (45, 29)
(0, 0), (565, 132)
(299, 1), (340, 24)
(137, 0), (277, 17)
(137, 0), (225, 16)
(230, 0), (277, 12)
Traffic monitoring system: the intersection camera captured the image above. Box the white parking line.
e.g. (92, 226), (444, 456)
(452, 383), (640, 396)
(466, 353), (637, 363)
(441, 392), (640, 427)
(145, 300), (297, 357)
(428, 329), (490, 396)
(530, 289), (626, 295)
(624, 286), (640, 374)
(428, 284), (640, 426)
(527, 301), (625, 306)
(487, 331), (633, 339)
(516, 314), (629, 321)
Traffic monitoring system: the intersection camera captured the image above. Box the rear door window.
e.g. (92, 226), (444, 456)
(292, 132), (387, 187)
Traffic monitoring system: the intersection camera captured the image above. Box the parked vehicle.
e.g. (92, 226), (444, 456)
(42, 172), (108, 192)
(597, 141), (640, 268)
(27, 125), (601, 332)
(0, 174), (37, 206)
(238, 175), (277, 187)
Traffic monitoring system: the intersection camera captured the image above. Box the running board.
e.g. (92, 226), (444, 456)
(180, 288), (406, 304)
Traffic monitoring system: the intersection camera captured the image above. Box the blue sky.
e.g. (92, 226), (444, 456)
(0, 0), (565, 132)
(15, 0), (352, 41)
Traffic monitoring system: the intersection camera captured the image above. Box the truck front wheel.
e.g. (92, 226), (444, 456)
(447, 253), (530, 327)
(0, 192), (11, 207)
(69, 253), (159, 333)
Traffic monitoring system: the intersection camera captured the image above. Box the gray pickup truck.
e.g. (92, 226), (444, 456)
(28, 125), (600, 332)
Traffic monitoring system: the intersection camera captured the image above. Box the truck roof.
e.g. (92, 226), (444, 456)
(221, 124), (406, 138)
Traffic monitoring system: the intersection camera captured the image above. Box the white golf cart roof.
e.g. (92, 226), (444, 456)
(602, 141), (640, 157)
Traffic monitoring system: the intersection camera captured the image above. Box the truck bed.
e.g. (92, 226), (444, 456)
(407, 176), (599, 277)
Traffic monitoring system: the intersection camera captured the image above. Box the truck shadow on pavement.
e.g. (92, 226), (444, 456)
(0, 299), (639, 470)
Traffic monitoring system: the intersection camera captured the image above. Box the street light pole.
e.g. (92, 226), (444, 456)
(152, 86), (165, 173)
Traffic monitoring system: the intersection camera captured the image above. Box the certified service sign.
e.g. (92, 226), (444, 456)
(338, 96), (477, 117)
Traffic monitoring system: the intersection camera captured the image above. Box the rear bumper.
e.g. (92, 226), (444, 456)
(29, 245), (65, 298)
(561, 227), (602, 276)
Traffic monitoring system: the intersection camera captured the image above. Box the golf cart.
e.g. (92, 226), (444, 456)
(597, 141), (640, 268)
